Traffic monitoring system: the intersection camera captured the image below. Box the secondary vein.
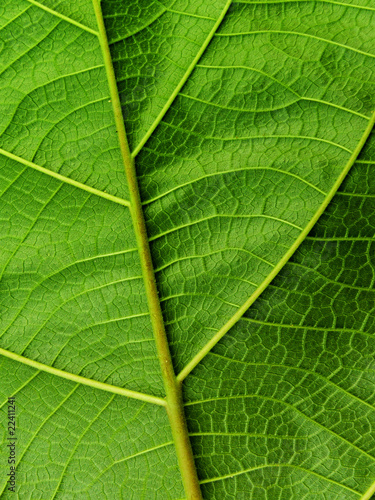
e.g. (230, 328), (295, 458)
(216, 30), (375, 59)
(131, 0), (234, 157)
(25, 0), (99, 35)
(0, 148), (131, 207)
(199, 464), (360, 494)
(177, 111), (375, 383)
(0, 347), (166, 406)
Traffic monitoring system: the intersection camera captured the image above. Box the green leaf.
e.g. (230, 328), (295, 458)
(1, 0), (375, 498)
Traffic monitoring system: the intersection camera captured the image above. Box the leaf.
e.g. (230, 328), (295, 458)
(0, 0), (375, 498)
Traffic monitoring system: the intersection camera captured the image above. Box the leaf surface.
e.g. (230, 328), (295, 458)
(0, 0), (375, 498)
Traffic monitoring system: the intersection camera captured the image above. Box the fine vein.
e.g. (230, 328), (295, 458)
(217, 30), (375, 59)
(177, 111), (375, 383)
(0, 347), (165, 406)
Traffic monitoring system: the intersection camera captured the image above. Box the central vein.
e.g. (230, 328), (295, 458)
(91, 1), (203, 498)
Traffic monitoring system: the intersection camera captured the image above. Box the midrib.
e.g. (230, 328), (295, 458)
(91, 1), (203, 498)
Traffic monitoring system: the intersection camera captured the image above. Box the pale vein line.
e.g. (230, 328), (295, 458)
(338, 191), (375, 198)
(167, 9), (216, 20)
(154, 247), (274, 273)
(131, 0), (233, 157)
(2, 248), (139, 327)
(0, 371), (39, 410)
(24, 386), (80, 476)
(109, 9), (166, 43)
(160, 292), (242, 309)
(0, 6), (31, 31)
(142, 166), (326, 205)
(305, 97), (369, 119)
(197, 63), (369, 118)
(0, 148), (131, 207)
(179, 91), (369, 119)
(0, 23), (61, 78)
(6, 64), (105, 107)
(233, 0), (375, 12)
(159, 121), (353, 152)
(0, 165), (28, 198)
(0, 347), (166, 406)
(190, 431), (316, 439)
(306, 236), (375, 241)
(199, 464), (360, 494)
(0, 383), (80, 498)
(290, 261), (375, 292)
(81, 441), (174, 493)
(177, 112), (375, 383)
(197, 63), (301, 96)
(149, 214), (302, 242)
(0, 182), (63, 283)
(40, 312), (152, 373)
(13, 275), (145, 354)
(240, 316), (375, 339)
(51, 394), (115, 499)
(115, 441), (174, 464)
(4, 246), (137, 283)
(3, 93), (107, 142)
(209, 351), (375, 411)
(216, 31), (375, 59)
(28, 97), (110, 159)
(70, 313), (151, 336)
(25, 0), (99, 35)
(185, 395), (375, 461)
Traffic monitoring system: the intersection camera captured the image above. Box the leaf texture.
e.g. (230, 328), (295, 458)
(0, 0), (375, 498)
(184, 131), (375, 499)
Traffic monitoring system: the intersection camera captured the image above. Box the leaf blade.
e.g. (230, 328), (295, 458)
(1, 0), (375, 498)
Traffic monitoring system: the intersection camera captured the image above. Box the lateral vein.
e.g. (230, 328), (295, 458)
(208, 352), (375, 411)
(142, 166), (326, 205)
(0, 148), (131, 207)
(50, 395), (115, 499)
(185, 394), (375, 461)
(177, 111), (375, 383)
(131, 0), (234, 157)
(233, 0), (375, 12)
(25, 0), (99, 35)
(149, 214), (302, 242)
(0, 347), (166, 406)
(179, 91), (369, 119)
(216, 30), (375, 59)
(200, 464), (360, 494)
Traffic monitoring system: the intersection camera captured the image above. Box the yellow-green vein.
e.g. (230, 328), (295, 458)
(0, 148), (131, 208)
(92, 1), (203, 497)
(0, 347), (165, 406)
(177, 111), (375, 383)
